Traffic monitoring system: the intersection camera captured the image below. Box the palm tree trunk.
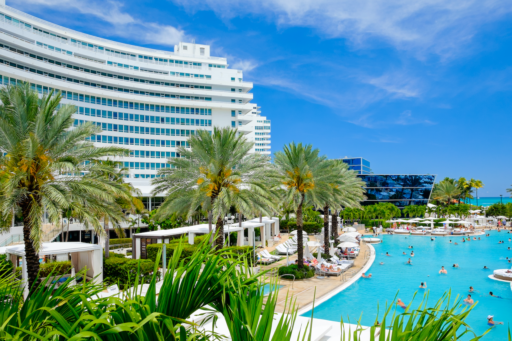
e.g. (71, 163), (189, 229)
(297, 194), (305, 269)
(214, 216), (224, 249)
(20, 200), (40, 294)
(104, 216), (110, 258)
(65, 217), (70, 242)
(323, 204), (330, 255)
(331, 210), (338, 240)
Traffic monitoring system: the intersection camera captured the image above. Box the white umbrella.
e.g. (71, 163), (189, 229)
(337, 235), (359, 243)
(290, 230), (308, 236)
(343, 232), (361, 237)
(337, 241), (358, 248)
(497, 216), (508, 219)
(307, 241), (323, 261)
(342, 227), (357, 232)
(427, 203), (437, 208)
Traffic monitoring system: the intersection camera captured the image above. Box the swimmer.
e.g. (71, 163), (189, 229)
(478, 237), (481, 240)
(406, 258), (412, 265)
(483, 266), (489, 269)
(508, 247), (511, 250)
(449, 240), (452, 243)
(463, 294), (474, 305)
(386, 252), (391, 256)
(473, 237), (477, 241)
(419, 282), (427, 289)
(397, 299), (407, 309)
(411, 251), (415, 257)
(487, 315), (503, 326)
(439, 266), (447, 274)
(403, 251), (407, 255)
(453, 264), (459, 268)
(362, 272), (372, 278)
(379, 262), (384, 265)
(489, 291), (502, 298)
(469, 286), (474, 292)
(454, 242), (458, 245)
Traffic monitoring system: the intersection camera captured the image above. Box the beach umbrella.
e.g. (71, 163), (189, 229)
(343, 232), (361, 237)
(342, 227), (357, 232)
(290, 230), (308, 236)
(337, 235), (359, 243)
(307, 241), (323, 261)
(337, 241), (358, 248)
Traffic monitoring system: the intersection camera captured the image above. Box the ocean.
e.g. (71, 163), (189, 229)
(465, 196), (512, 207)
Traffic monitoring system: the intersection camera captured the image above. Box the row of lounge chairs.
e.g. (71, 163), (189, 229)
(275, 236), (308, 255)
(257, 250), (283, 264)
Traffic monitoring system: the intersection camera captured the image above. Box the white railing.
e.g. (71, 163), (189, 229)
(0, 233), (23, 247)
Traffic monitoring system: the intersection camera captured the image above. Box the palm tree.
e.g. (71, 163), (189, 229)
(432, 181), (461, 207)
(0, 84), (130, 290)
(274, 143), (338, 268)
(152, 127), (273, 249)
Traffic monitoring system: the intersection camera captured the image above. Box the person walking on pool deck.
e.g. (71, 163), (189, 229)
(439, 266), (447, 274)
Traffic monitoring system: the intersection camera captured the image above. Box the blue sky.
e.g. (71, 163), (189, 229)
(11, 0), (512, 196)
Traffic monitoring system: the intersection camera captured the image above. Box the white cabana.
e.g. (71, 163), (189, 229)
(290, 230), (308, 236)
(3, 242), (102, 298)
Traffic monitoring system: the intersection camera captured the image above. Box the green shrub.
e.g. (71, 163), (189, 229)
(146, 243), (197, 266)
(104, 257), (156, 289)
(0, 254), (14, 278)
(38, 261), (72, 278)
(286, 221), (322, 234)
(360, 219), (391, 228)
(278, 264), (315, 280)
(109, 238), (132, 245)
(104, 252), (126, 259)
(312, 252), (331, 260)
(223, 246), (255, 267)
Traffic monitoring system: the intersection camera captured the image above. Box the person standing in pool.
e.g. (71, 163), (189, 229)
(487, 316), (503, 326)
(439, 266), (447, 274)
(463, 295), (474, 304)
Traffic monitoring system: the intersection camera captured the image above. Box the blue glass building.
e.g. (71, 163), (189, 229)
(358, 174), (436, 208)
(340, 157), (371, 174)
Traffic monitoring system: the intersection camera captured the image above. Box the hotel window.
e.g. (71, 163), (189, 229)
(231, 77), (235, 81)
(231, 88), (235, 92)
(231, 121), (236, 128)
(231, 110), (236, 117)
(231, 99), (235, 103)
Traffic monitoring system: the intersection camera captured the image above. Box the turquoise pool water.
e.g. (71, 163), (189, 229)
(262, 284), (284, 296)
(466, 197), (512, 207)
(302, 231), (512, 340)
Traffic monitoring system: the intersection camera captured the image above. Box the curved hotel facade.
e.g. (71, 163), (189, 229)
(0, 2), (271, 209)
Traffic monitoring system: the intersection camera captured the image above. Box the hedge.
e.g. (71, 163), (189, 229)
(147, 243), (255, 267)
(278, 264), (315, 280)
(284, 221), (322, 234)
(361, 219), (391, 228)
(39, 261), (72, 278)
(104, 252), (126, 259)
(109, 238), (132, 245)
(312, 252), (331, 260)
(104, 257), (156, 289)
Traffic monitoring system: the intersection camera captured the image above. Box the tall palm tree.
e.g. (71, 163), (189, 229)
(0, 84), (129, 290)
(274, 143), (338, 268)
(153, 127), (273, 249)
(432, 181), (461, 207)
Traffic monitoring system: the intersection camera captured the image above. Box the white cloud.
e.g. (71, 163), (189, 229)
(348, 110), (435, 128)
(172, 0), (512, 58)
(365, 72), (420, 98)
(12, 0), (187, 46)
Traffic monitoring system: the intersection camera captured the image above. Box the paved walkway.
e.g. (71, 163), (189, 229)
(258, 233), (372, 313)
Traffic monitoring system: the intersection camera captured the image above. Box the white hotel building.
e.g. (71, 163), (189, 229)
(0, 1), (271, 210)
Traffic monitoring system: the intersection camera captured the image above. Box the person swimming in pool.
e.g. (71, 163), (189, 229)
(449, 240), (452, 243)
(397, 298), (407, 309)
(469, 286), (474, 292)
(386, 252), (391, 256)
(406, 258), (412, 265)
(411, 251), (415, 257)
(478, 237), (481, 240)
(487, 315), (503, 326)
(403, 251), (407, 255)
(454, 242), (458, 245)
(489, 291), (502, 298)
(463, 294), (474, 304)
(453, 264), (459, 268)
(419, 282), (427, 289)
(484, 266), (489, 269)
(380, 262), (384, 265)
(362, 272), (372, 278)
(439, 266), (447, 274)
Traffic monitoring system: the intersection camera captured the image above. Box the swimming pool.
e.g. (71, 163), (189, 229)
(302, 231), (512, 340)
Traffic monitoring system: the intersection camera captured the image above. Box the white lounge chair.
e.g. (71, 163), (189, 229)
(261, 250), (282, 260)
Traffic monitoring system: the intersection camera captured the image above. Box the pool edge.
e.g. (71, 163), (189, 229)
(297, 243), (377, 316)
